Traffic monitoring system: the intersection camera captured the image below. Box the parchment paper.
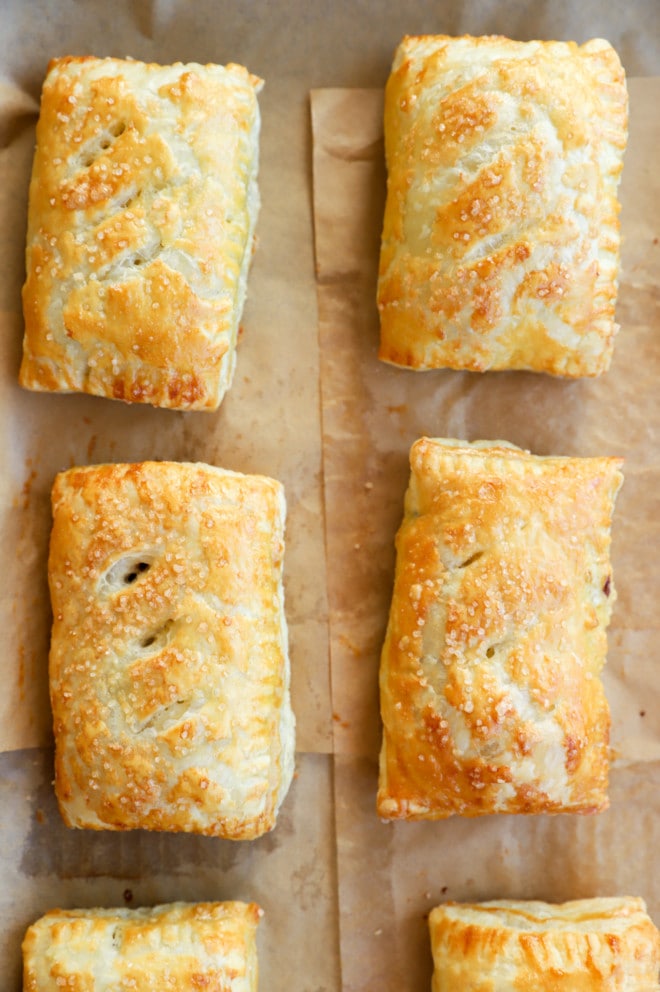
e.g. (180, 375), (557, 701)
(311, 81), (660, 990)
(0, 10), (339, 989)
(0, 747), (339, 990)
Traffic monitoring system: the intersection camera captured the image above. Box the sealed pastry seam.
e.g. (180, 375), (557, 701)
(428, 897), (660, 991)
(48, 461), (295, 838)
(22, 901), (262, 991)
(377, 34), (628, 376)
(377, 437), (623, 819)
(20, 56), (263, 410)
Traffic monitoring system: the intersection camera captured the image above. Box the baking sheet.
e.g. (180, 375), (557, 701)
(311, 80), (660, 989)
(0, 2), (658, 990)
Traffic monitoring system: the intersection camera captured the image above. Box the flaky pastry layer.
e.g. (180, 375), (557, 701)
(20, 56), (262, 409)
(377, 35), (628, 376)
(429, 897), (660, 991)
(378, 438), (623, 819)
(48, 461), (295, 838)
(23, 901), (261, 991)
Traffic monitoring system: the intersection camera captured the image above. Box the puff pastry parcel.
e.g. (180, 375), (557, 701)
(377, 438), (623, 819)
(48, 461), (295, 838)
(23, 901), (261, 991)
(429, 898), (660, 991)
(377, 35), (628, 376)
(20, 56), (263, 410)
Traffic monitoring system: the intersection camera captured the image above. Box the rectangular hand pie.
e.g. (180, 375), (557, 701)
(48, 461), (295, 838)
(23, 901), (261, 991)
(429, 898), (660, 991)
(377, 438), (623, 819)
(20, 56), (262, 410)
(377, 35), (628, 377)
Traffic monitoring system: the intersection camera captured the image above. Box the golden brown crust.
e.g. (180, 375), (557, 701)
(22, 901), (261, 991)
(429, 898), (660, 991)
(377, 35), (628, 377)
(377, 438), (623, 819)
(20, 56), (262, 410)
(48, 461), (295, 838)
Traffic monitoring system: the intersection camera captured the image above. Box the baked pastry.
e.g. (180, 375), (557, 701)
(48, 461), (295, 838)
(429, 898), (660, 991)
(377, 35), (628, 376)
(20, 56), (263, 410)
(377, 437), (623, 819)
(23, 901), (261, 991)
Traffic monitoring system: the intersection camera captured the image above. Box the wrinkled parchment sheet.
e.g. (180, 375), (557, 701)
(335, 757), (660, 990)
(0, 8), (339, 989)
(311, 81), (660, 990)
(0, 748), (339, 991)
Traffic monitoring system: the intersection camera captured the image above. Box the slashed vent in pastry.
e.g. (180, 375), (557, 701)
(23, 901), (261, 991)
(48, 461), (295, 838)
(20, 56), (262, 410)
(377, 35), (628, 377)
(377, 438), (623, 819)
(429, 898), (660, 991)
